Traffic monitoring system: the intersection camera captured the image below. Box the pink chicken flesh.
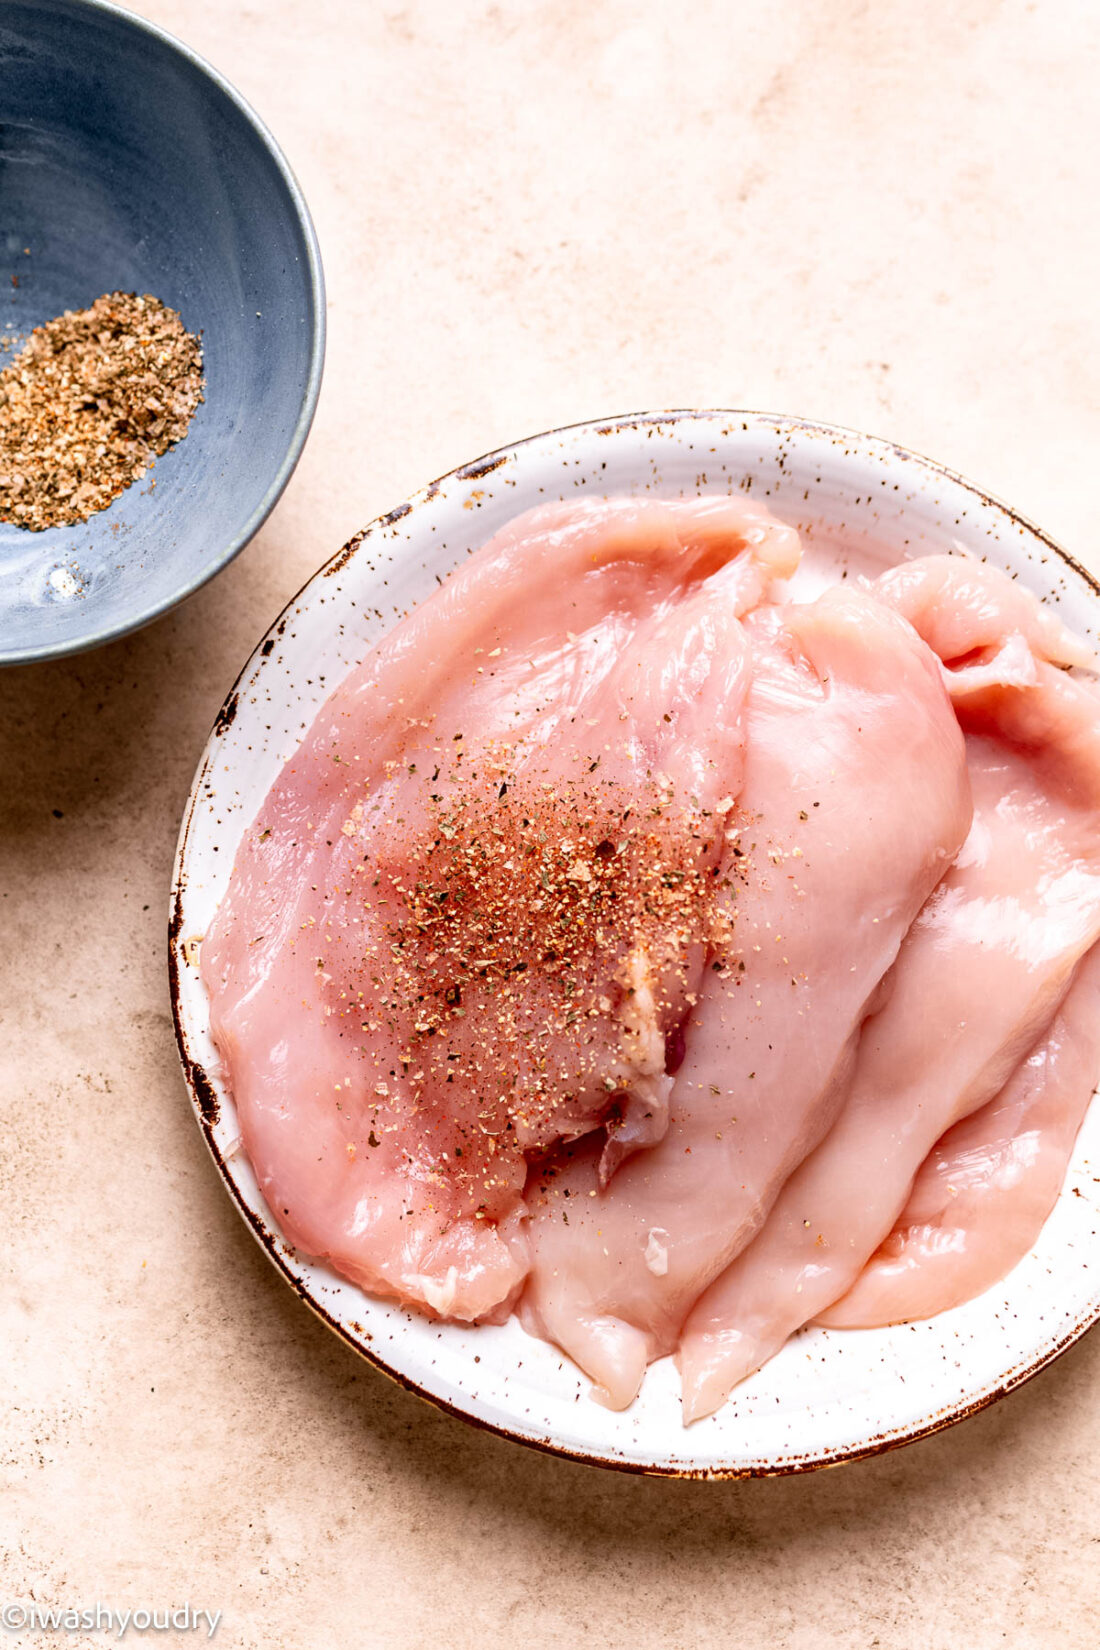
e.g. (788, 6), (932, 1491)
(201, 496), (797, 1323)
(203, 495), (1100, 1425)
(678, 559), (1100, 1420)
(823, 941), (1100, 1328)
(519, 584), (971, 1409)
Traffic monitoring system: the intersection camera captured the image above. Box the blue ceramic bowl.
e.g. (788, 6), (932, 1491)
(0, 0), (325, 664)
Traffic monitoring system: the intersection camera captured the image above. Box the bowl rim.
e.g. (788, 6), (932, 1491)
(2, 0), (326, 668)
(170, 407), (1100, 1477)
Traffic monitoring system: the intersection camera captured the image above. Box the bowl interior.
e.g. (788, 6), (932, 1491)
(172, 412), (1100, 1475)
(0, 0), (322, 663)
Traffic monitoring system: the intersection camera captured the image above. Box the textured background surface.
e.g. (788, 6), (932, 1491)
(3, 2), (1100, 1645)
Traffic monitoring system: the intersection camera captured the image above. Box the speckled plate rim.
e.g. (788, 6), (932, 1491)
(2, 0), (326, 668)
(170, 408), (1100, 1477)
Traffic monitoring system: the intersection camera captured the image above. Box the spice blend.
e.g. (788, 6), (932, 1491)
(319, 751), (738, 1204)
(0, 290), (204, 531)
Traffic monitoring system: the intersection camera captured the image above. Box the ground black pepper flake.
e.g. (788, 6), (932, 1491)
(0, 290), (204, 530)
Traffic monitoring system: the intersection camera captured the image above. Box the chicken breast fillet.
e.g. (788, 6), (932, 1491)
(679, 558), (1100, 1420)
(202, 496), (797, 1322)
(519, 584), (971, 1408)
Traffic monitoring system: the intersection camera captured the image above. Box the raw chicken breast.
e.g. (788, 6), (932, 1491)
(519, 585), (971, 1408)
(202, 496), (796, 1322)
(824, 941), (1100, 1328)
(679, 558), (1100, 1420)
(873, 555), (1095, 675)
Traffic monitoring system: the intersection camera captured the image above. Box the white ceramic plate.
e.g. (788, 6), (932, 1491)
(171, 411), (1100, 1476)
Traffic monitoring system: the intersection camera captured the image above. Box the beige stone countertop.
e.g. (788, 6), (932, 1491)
(4, 2), (1100, 1645)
